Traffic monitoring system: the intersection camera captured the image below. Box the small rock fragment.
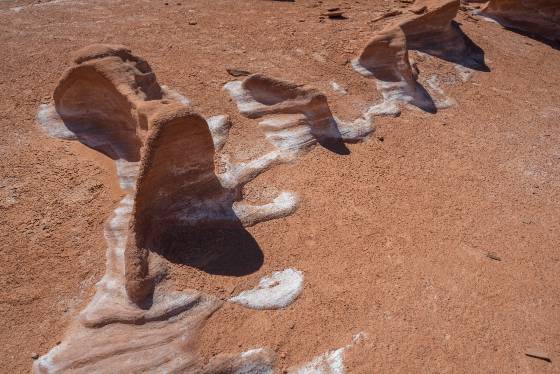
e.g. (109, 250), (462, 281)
(323, 11), (345, 19)
(31, 353), (39, 360)
(322, 7), (345, 19)
(486, 252), (501, 261)
(525, 350), (551, 363)
(188, 20), (197, 25)
(409, 5), (427, 14)
(372, 9), (402, 22)
(226, 68), (251, 77)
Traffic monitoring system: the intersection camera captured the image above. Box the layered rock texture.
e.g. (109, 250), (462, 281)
(225, 74), (373, 155)
(482, 0), (560, 42)
(354, 0), (486, 114)
(34, 44), (299, 373)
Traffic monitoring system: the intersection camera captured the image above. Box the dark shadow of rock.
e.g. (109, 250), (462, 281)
(319, 137), (351, 155)
(502, 25), (560, 50)
(153, 224), (264, 276)
(411, 21), (490, 71)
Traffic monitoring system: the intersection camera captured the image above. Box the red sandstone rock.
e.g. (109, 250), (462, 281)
(482, 0), (560, 41)
(125, 103), (220, 304)
(355, 0), (486, 114)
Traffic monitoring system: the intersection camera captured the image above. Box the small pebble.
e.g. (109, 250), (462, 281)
(410, 5), (427, 14)
(525, 349), (551, 363)
(486, 252), (501, 261)
(226, 68), (251, 77)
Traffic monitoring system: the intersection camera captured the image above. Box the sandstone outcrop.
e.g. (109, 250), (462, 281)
(34, 44), (298, 373)
(53, 44), (161, 161)
(225, 74), (373, 155)
(482, 0), (560, 42)
(354, 0), (485, 115)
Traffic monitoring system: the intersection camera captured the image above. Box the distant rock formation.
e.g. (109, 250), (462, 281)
(482, 0), (560, 42)
(354, 0), (485, 115)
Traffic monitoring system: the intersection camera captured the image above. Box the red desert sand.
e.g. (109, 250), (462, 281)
(1, 0), (559, 373)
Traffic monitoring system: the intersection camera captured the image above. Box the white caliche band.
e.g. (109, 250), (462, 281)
(229, 268), (304, 310)
(289, 332), (367, 374)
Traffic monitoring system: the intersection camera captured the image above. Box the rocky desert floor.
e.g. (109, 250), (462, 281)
(1, 0), (559, 373)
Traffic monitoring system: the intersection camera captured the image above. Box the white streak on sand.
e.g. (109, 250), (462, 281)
(229, 268), (303, 309)
(289, 333), (367, 374)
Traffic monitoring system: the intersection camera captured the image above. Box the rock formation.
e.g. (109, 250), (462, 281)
(354, 0), (485, 115)
(35, 44), (299, 373)
(482, 0), (560, 42)
(53, 44), (161, 161)
(225, 74), (373, 155)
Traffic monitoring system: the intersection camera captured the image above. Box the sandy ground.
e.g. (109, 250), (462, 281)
(1, 0), (559, 373)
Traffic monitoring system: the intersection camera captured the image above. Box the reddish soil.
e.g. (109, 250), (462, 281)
(1, 0), (559, 373)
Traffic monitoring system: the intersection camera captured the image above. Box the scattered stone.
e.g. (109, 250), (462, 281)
(525, 349), (551, 363)
(188, 20), (197, 25)
(31, 352), (39, 360)
(409, 5), (427, 14)
(486, 252), (501, 261)
(372, 9), (402, 22)
(400, 0), (415, 3)
(226, 68), (251, 77)
(323, 9), (345, 19)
